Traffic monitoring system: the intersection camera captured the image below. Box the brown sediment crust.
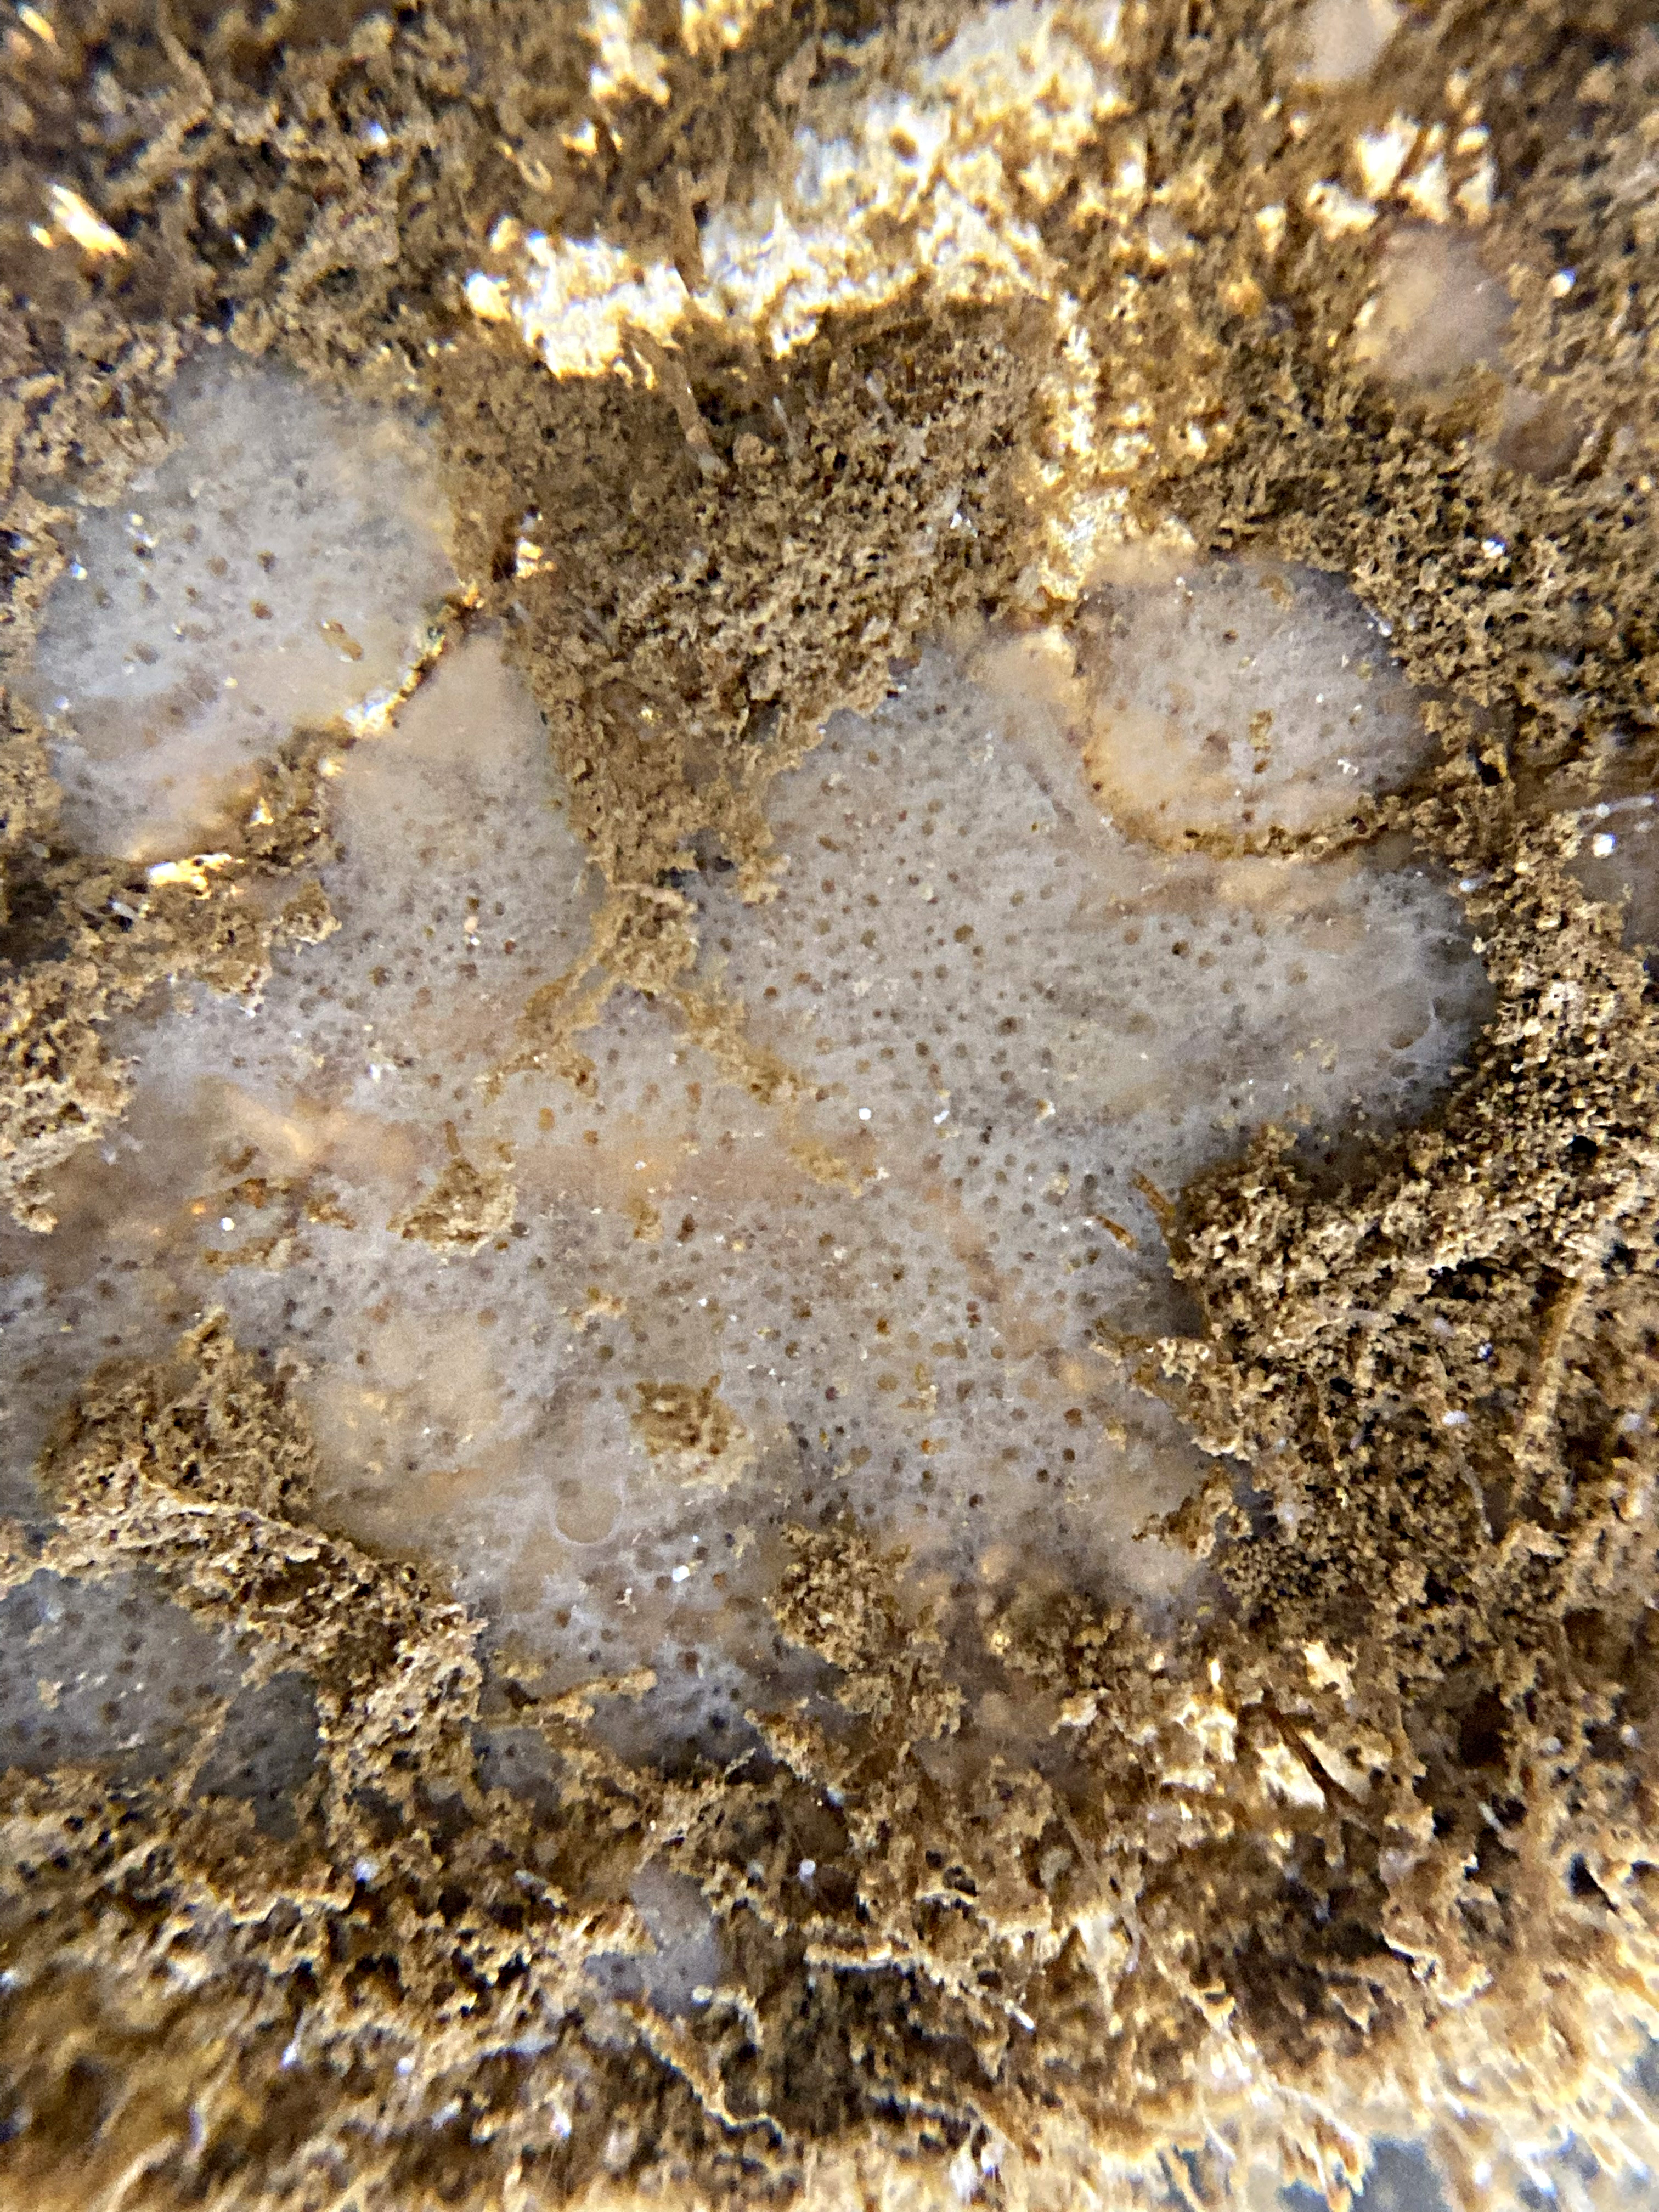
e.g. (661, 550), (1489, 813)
(392, 1152), (518, 1250)
(6, 1), (1659, 2206)
(633, 1378), (756, 1487)
(0, 719), (343, 1227)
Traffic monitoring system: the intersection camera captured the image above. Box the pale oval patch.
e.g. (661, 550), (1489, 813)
(1054, 559), (1433, 847)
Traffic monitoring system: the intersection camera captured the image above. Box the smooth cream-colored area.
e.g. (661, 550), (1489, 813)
(1352, 224), (1511, 388)
(1296, 0), (1402, 88)
(1038, 558), (1434, 843)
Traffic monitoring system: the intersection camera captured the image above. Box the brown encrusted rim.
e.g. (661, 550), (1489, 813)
(5, 2), (1659, 2205)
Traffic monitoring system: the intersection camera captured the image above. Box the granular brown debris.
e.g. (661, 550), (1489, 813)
(8, 1), (1659, 2208)
(632, 1379), (755, 1487)
(392, 1153), (518, 1250)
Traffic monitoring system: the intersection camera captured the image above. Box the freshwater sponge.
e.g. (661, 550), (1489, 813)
(4, 0), (1659, 2206)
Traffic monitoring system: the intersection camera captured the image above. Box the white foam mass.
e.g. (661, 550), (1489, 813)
(1, 364), (1493, 1770)
(24, 353), (456, 863)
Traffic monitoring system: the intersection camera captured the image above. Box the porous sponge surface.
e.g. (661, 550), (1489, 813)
(5, 1), (1659, 2206)
(5, 436), (1485, 1762)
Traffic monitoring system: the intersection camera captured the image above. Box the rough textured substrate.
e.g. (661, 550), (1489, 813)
(4, 2), (1659, 2207)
